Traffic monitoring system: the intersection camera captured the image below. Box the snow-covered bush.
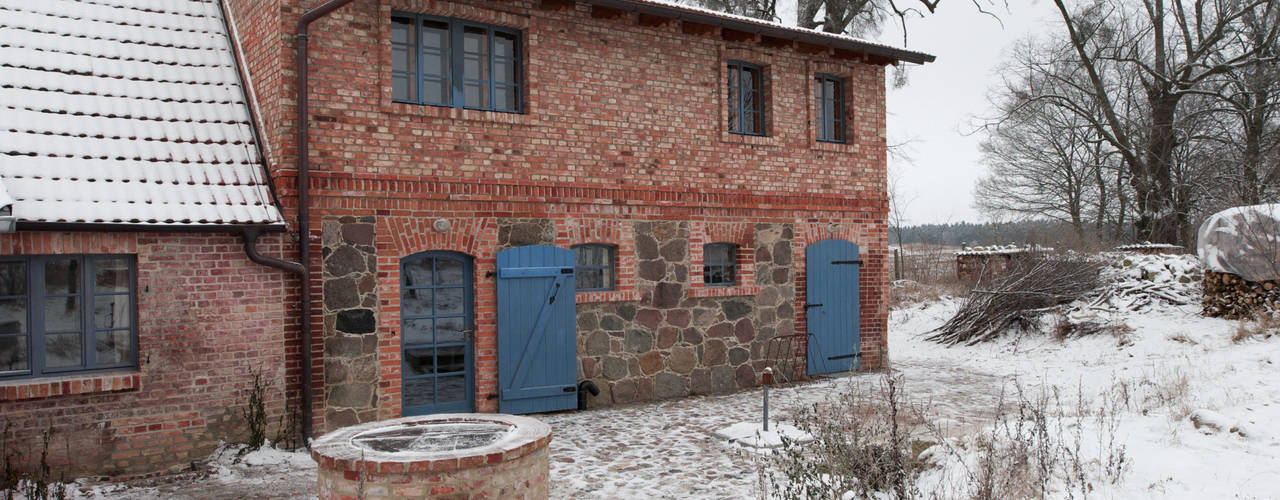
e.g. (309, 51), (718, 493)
(761, 375), (925, 500)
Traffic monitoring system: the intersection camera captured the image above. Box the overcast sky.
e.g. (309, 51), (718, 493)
(869, 0), (1063, 225)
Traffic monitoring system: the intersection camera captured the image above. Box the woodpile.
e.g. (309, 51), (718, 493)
(928, 256), (1104, 345)
(1202, 270), (1279, 319)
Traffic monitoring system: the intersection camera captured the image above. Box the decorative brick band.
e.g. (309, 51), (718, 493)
(0, 372), (140, 402)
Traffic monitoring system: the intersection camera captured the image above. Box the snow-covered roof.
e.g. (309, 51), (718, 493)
(955, 245), (1051, 257)
(589, 0), (935, 65)
(0, 0), (284, 227)
(1197, 204), (1280, 281)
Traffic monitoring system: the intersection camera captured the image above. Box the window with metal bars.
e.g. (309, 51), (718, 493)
(391, 14), (521, 113)
(572, 244), (615, 291)
(727, 61), (764, 135)
(702, 243), (738, 286)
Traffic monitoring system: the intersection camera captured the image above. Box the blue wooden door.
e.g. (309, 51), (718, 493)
(806, 239), (861, 375)
(496, 245), (578, 414)
(400, 252), (474, 415)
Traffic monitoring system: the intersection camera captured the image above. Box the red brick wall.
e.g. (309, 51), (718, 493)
(0, 232), (292, 478)
(226, 0), (891, 432)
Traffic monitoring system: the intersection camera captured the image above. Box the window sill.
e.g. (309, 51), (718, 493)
(689, 285), (760, 298)
(387, 101), (534, 127)
(576, 290), (642, 304)
(811, 139), (858, 153)
(0, 371), (140, 402)
(720, 131), (783, 148)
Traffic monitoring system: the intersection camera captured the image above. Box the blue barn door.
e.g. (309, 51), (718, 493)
(400, 251), (474, 415)
(805, 239), (861, 375)
(496, 245), (578, 414)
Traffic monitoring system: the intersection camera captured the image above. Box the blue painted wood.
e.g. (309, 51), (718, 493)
(805, 239), (861, 375)
(497, 266), (574, 279)
(496, 245), (577, 414)
(400, 252), (474, 416)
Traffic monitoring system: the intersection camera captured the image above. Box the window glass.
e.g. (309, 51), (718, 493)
(703, 243), (738, 286)
(391, 16), (416, 102)
(573, 244), (615, 291)
(816, 74), (846, 142)
(1, 256), (137, 379)
(728, 62), (764, 135)
(393, 14), (519, 112)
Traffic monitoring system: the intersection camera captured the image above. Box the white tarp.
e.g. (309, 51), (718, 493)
(1197, 204), (1280, 282)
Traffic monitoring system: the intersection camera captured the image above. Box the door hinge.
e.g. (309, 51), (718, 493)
(828, 353), (861, 361)
(805, 303), (823, 309)
(832, 260), (862, 265)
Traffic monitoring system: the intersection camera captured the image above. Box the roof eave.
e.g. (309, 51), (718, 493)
(581, 0), (936, 65)
(15, 221), (291, 233)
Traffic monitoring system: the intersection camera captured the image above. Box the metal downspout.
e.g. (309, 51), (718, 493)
(297, 0), (359, 443)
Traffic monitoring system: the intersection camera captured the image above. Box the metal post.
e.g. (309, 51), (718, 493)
(761, 367), (773, 432)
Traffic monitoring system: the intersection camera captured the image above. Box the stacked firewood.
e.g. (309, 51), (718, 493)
(1202, 270), (1279, 319)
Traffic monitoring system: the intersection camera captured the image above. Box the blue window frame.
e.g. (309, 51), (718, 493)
(391, 13), (522, 113)
(815, 74), (846, 143)
(703, 243), (738, 286)
(572, 244), (615, 291)
(0, 255), (137, 380)
(727, 60), (764, 135)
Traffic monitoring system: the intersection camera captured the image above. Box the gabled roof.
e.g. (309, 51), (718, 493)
(0, 0), (284, 228)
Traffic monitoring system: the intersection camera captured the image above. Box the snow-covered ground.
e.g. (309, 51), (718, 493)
(48, 257), (1280, 499)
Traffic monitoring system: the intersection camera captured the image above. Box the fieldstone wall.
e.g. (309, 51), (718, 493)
(575, 221), (796, 407)
(321, 216), (380, 428)
(497, 218), (557, 251)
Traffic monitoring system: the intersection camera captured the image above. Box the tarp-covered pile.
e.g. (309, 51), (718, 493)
(1197, 204), (1280, 282)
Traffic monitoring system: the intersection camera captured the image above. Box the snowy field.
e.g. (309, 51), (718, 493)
(43, 257), (1280, 499)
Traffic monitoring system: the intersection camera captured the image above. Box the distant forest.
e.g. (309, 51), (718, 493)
(890, 220), (1133, 249)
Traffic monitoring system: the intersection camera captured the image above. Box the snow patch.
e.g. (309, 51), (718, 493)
(714, 421), (813, 448)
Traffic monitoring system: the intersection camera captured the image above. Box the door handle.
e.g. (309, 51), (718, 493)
(460, 329), (474, 341)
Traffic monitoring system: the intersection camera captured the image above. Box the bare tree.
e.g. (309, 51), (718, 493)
(1049, 0), (1280, 244)
(976, 37), (1132, 241)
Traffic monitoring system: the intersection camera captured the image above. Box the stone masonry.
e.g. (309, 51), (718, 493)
(322, 216), (380, 428)
(575, 221), (797, 407)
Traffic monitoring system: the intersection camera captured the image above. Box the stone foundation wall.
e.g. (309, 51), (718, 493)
(322, 216), (380, 428)
(575, 221), (796, 407)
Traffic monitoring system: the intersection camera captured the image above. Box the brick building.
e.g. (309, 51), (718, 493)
(223, 0), (931, 434)
(0, 0), (301, 477)
(0, 0), (931, 478)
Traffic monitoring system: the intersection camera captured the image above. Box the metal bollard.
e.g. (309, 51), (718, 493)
(761, 367), (774, 432)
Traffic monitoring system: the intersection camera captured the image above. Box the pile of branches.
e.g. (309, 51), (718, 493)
(927, 256), (1104, 345)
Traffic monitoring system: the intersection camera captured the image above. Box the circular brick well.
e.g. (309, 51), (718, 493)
(312, 414), (551, 499)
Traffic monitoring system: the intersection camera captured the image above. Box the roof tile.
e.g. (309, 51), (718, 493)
(0, 0), (282, 227)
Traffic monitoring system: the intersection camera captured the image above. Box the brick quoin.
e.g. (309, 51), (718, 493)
(225, 0), (896, 434)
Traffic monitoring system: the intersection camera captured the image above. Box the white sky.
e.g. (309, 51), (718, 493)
(870, 0), (1062, 225)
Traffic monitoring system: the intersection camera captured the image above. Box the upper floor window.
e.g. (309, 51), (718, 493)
(0, 255), (137, 379)
(572, 244), (615, 291)
(814, 74), (845, 143)
(702, 243), (738, 286)
(391, 14), (522, 113)
(727, 61), (764, 135)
